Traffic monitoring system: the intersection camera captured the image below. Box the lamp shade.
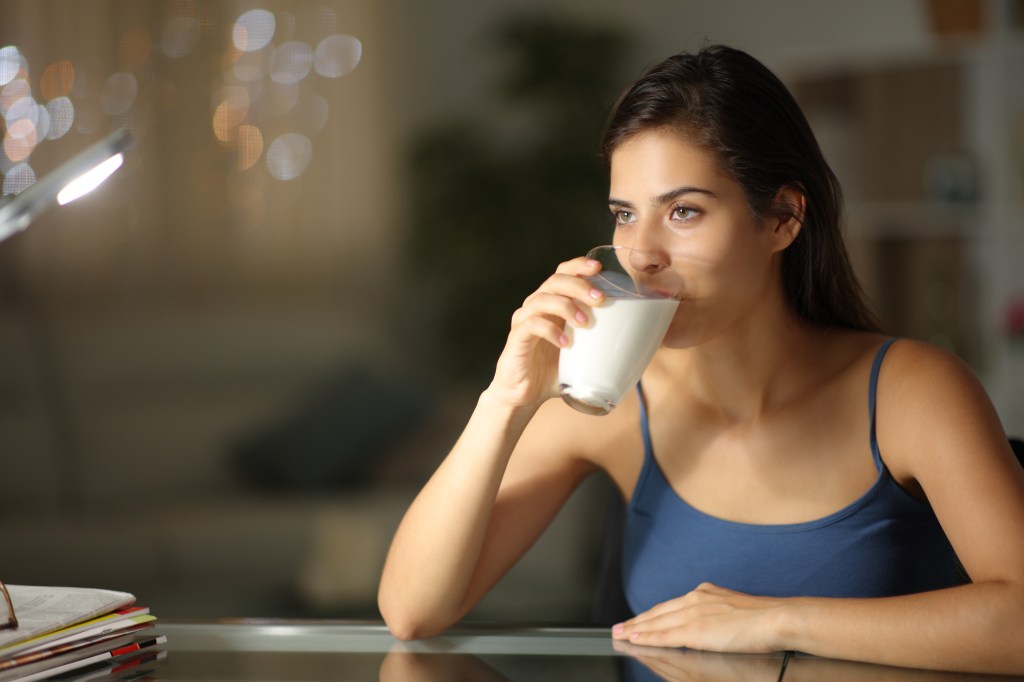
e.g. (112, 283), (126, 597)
(0, 128), (134, 243)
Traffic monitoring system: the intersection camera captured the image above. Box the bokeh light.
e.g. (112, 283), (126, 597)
(198, 7), (364, 200)
(32, 104), (51, 140)
(314, 35), (362, 78)
(3, 96), (49, 142)
(269, 41), (313, 85)
(266, 132), (311, 181)
(236, 124), (263, 170)
(232, 9), (275, 52)
(1, 78), (31, 117)
(40, 60), (75, 100)
(212, 86), (250, 143)
(45, 96), (74, 139)
(2, 162), (34, 194)
(3, 120), (36, 162)
(0, 9), (365, 202)
(100, 72), (138, 115)
(0, 46), (20, 87)
(2, 81), (39, 161)
(119, 28), (153, 71)
(4, 93), (35, 125)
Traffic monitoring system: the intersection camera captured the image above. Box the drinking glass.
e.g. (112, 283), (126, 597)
(558, 245), (683, 415)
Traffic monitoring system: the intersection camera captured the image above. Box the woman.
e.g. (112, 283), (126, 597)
(377, 45), (1024, 674)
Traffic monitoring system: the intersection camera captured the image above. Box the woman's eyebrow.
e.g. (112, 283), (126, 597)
(608, 185), (717, 209)
(653, 185), (716, 205)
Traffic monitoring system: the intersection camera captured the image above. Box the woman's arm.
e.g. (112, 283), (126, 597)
(614, 341), (1024, 674)
(779, 580), (1024, 673)
(377, 257), (605, 640)
(377, 393), (594, 640)
(784, 340), (1024, 673)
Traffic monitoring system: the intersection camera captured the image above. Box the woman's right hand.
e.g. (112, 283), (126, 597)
(486, 256), (604, 408)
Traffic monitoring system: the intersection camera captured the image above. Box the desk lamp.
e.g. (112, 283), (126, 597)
(0, 128), (134, 243)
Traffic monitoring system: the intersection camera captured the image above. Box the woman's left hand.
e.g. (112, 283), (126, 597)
(611, 582), (788, 653)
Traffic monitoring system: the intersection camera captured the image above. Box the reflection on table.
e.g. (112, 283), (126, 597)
(145, 621), (1024, 682)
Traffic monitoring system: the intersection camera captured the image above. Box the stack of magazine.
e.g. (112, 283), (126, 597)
(0, 585), (164, 681)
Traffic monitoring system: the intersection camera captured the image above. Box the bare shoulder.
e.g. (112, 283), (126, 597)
(873, 337), (1013, 481)
(876, 338), (991, 417)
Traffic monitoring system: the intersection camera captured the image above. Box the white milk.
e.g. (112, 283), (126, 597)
(558, 296), (679, 415)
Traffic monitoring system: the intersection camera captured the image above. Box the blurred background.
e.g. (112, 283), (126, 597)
(0, 0), (1022, 624)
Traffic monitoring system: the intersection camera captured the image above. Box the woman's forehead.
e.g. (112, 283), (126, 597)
(609, 130), (734, 200)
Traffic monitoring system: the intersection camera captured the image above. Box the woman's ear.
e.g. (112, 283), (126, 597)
(767, 185), (805, 252)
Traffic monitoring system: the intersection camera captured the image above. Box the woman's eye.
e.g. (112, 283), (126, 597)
(671, 206), (700, 222)
(613, 210), (636, 225)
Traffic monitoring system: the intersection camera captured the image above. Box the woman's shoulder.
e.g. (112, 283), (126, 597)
(876, 336), (984, 401)
(832, 333), (992, 432)
(816, 331), (970, 387)
(871, 336), (1008, 475)
(799, 331), (984, 428)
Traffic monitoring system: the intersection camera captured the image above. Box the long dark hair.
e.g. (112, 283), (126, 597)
(601, 45), (881, 332)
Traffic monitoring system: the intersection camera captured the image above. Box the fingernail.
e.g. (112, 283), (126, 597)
(575, 310), (588, 324)
(589, 289), (603, 300)
(611, 623), (624, 635)
(559, 334), (570, 347)
(629, 632), (640, 642)
(586, 259), (599, 267)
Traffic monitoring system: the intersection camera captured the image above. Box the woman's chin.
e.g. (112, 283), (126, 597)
(660, 328), (700, 350)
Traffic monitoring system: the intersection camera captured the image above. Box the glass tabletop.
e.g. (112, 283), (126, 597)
(134, 621), (1020, 681)
(149, 621), (780, 682)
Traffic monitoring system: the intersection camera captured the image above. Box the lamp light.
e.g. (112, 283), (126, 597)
(0, 128), (134, 243)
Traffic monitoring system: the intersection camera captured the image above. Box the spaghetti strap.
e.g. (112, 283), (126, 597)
(627, 383), (660, 514)
(636, 383), (653, 462)
(868, 338), (899, 472)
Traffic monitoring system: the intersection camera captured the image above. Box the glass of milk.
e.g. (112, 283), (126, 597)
(558, 245), (682, 415)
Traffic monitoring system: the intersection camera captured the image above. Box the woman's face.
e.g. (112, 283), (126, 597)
(608, 129), (790, 348)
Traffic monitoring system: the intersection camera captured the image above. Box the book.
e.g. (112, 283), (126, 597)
(0, 633), (166, 682)
(0, 585), (137, 654)
(0, 585), (165, 681)
(0, 621), (156, 671)
(7, 609), (153, 659)
(59, 649), (167, 682)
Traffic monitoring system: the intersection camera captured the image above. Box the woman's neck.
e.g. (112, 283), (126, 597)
(653, 302), (829, 426)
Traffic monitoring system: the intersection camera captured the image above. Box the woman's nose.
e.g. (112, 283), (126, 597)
(624, 244), (669, 275)
(630, 250), (665, 272)
(625, 227), (670, 271)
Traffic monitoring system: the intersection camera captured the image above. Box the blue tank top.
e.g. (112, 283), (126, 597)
(622, 338), (961, 613)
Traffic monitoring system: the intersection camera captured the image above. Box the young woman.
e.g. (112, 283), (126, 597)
(377, 45), (1024, 674)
